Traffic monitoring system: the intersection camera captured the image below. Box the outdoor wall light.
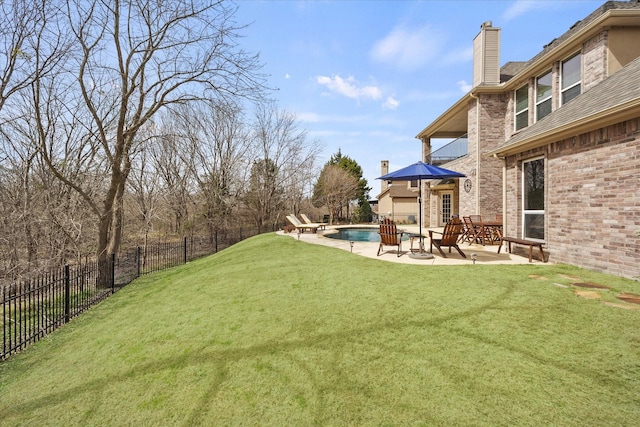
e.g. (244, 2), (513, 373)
(471, 253), (477, 264)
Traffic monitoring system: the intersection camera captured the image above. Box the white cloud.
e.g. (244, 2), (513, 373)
(285, 73), (291, 79)
(371, 24), (442, 70)
(316, 75), (382, 101)
(383, 96), (400, 110)
(502, 0), (546, 22)
(457, 80), (472, 93)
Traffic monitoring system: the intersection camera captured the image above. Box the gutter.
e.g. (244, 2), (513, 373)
(487, 97), (640, 157)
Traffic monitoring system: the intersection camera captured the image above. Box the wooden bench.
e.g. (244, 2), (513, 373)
(498, 237), (546, 262)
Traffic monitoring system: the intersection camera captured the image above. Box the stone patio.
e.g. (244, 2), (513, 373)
(279, 224), (547, 266)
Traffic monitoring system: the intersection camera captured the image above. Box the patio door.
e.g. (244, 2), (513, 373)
(439, 191), (453, 226)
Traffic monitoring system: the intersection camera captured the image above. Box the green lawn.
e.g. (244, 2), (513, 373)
(1, 233), (639, 426)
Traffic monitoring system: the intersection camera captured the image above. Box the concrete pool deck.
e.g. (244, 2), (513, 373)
(278, 224), (548, 266)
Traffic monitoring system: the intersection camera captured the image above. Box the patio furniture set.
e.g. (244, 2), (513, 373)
(377, 215), (546, 262)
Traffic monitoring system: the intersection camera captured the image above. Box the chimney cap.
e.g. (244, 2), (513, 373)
(481, 21), (492, 29)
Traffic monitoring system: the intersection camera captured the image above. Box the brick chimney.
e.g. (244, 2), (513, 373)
(473, 21), (500, 87)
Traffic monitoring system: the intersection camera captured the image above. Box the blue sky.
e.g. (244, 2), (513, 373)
(234, 0), (604, 197)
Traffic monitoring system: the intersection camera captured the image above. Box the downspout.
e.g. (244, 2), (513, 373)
(493, 153), (507, 237)
(469, 92), (481, 214)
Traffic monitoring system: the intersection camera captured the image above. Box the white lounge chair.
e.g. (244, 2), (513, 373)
(300, 213), (327, 230)
(286, 215), (319, 233)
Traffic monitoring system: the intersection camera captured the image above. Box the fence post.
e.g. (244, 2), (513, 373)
(64, 264), (70, 323)
(137, 246), (141, 278)
(111, 253), (116, 294)
(183, 237), (187, 264)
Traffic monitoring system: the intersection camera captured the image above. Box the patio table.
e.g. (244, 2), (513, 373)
(481, 220), (503, 244)
(407, 233), (426, 253)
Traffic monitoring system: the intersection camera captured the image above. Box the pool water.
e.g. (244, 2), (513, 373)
(325, 227), (409, 242)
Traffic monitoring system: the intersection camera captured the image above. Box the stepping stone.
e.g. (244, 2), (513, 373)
(574, 290), (601, 299)
(617, 293), (640, 305)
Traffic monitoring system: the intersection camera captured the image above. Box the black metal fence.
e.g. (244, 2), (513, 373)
(1, 229), (260, 361)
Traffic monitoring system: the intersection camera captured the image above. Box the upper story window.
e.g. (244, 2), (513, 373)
(410, 179), (418, 188)
(535, 70), (552, 121)
(561, 53), (581, 105)
(515, 85), (529, 131)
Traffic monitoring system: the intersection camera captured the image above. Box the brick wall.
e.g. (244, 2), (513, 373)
(505, 116), (640, 279)
(477, 93), (507, 218)
(583, 30), (608, 91)
(449, 94), (507, 221)
(457, 98), (478, 217)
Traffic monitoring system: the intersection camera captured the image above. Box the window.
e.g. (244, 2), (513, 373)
(561, 53), (581, 105)
(515, 85), (529, 131)
(522, 158), (545, 241)
(410, 179), (418, 188)
(535, 71), (552, 121)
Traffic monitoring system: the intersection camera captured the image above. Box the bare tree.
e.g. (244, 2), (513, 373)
(149, 128), (196, 235)
(313, 164), (358, 224)
(27, 0), (266, 278)
(247, 102), (322, 230)
(127, 133), (160, 245)
(176, 101), (252, 242)
(0, 0), (68, 115)
(0, 118), (97, 280)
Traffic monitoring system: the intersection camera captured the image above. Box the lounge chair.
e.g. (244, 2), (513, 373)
(377, 218), (404, 257)
(286, 215), (319, 233)
(300, 213), (327, 230)
(428, 217), (466, 258)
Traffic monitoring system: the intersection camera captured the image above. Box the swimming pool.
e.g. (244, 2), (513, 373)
(325, 227), (409, 242)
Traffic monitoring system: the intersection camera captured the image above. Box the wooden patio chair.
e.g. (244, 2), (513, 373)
(377, 218), (404, 257)
(429, 217), (466, 258)
(458, 216), (475, 243)
(469, 215), (491, 245)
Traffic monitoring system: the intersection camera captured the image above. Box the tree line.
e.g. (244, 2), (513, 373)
(0, 0), (370, 283)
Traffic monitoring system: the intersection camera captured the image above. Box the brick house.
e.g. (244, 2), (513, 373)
(415, 0), (640, 278)
(376, 160), (420, 223)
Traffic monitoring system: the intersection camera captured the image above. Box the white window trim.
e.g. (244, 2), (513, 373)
(514, 85), (529, 132)
(522, 156), (545, 242)
(535, 70), (552, 122)
(560, 53), (581, 106)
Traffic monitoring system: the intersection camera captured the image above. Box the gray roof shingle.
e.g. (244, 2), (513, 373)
(525, 1), (640, 67)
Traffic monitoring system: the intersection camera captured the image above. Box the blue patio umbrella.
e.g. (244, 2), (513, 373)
(377, 161), (465, 257)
